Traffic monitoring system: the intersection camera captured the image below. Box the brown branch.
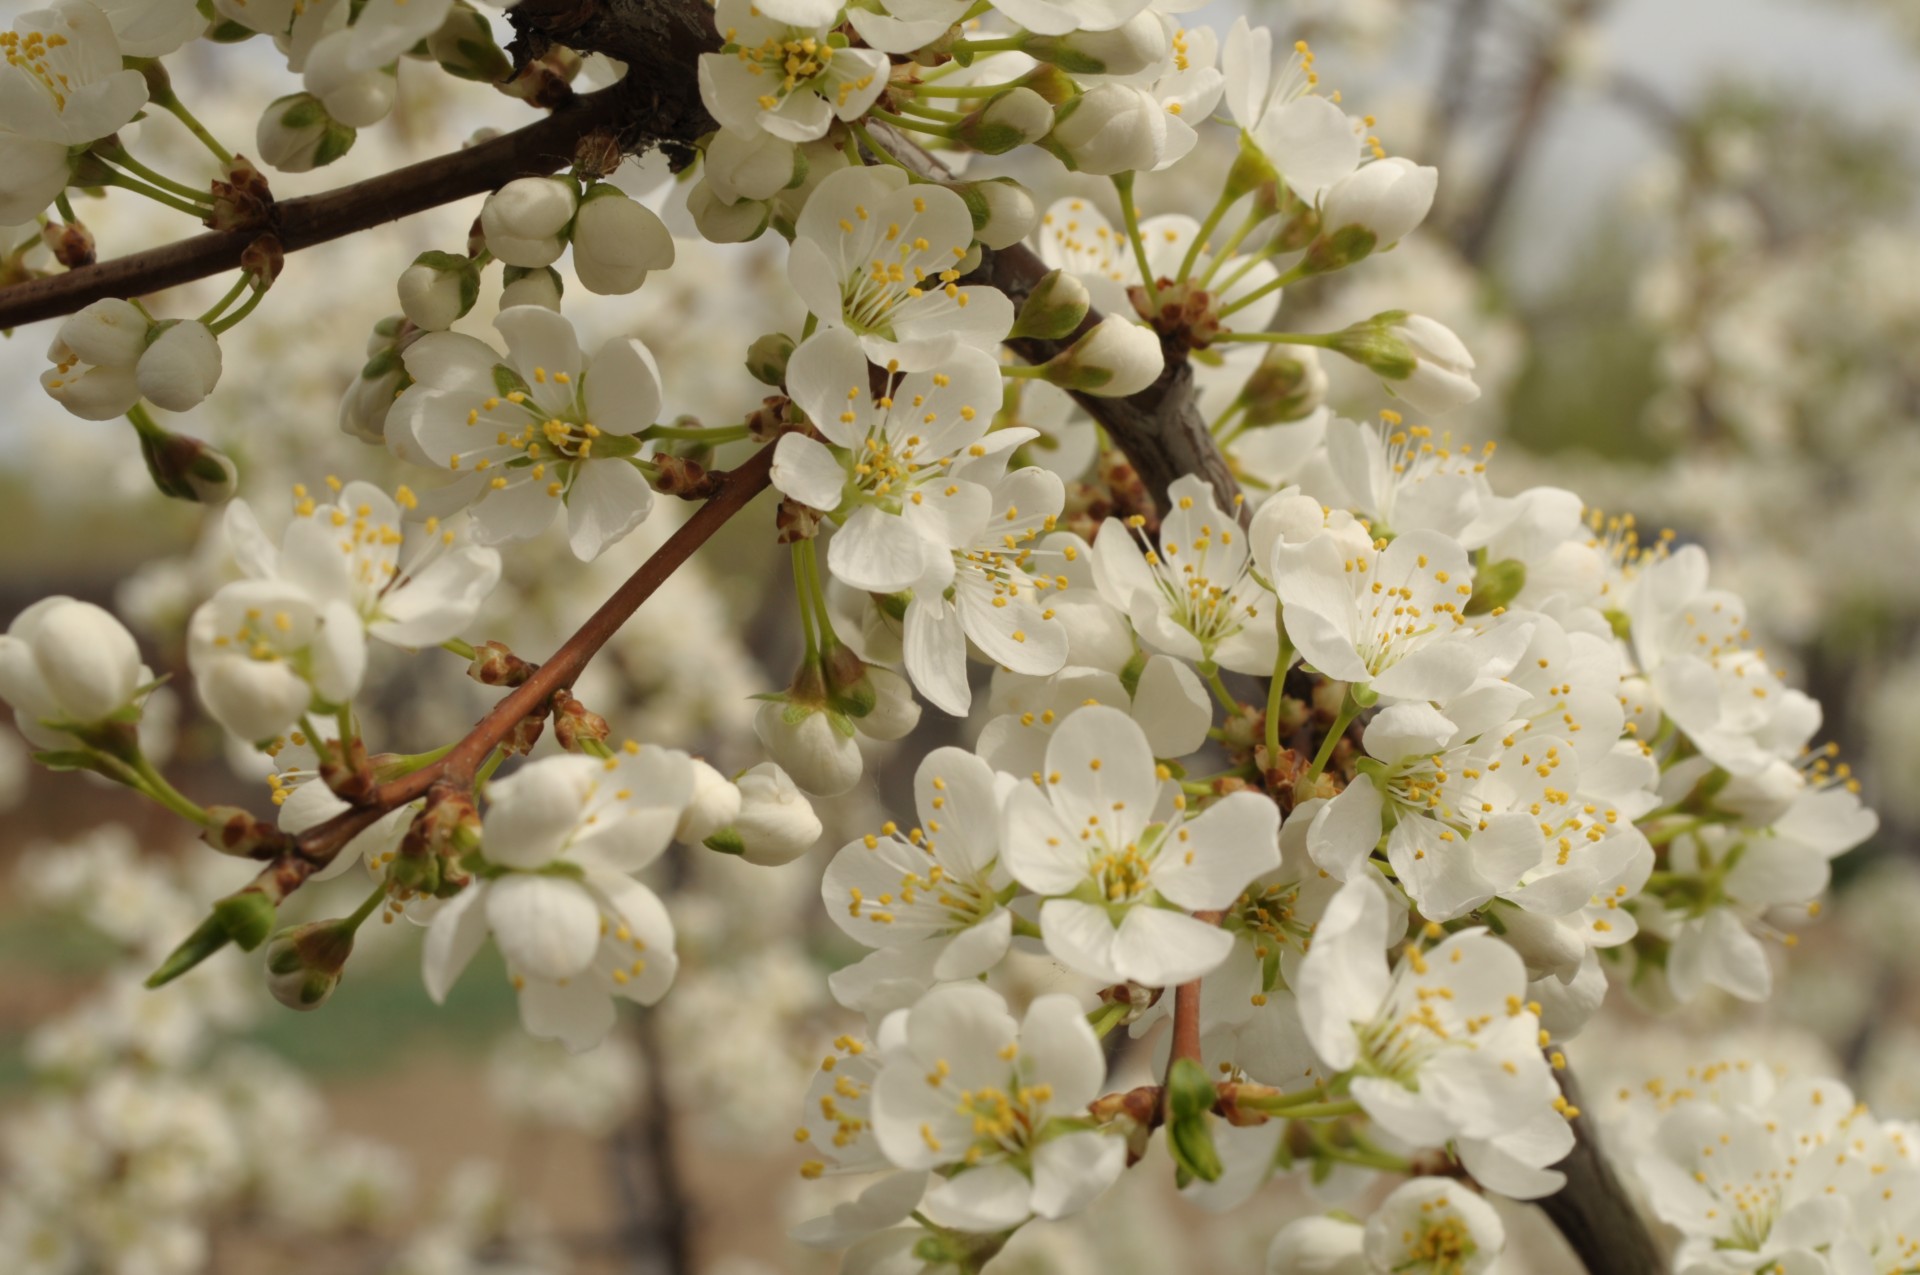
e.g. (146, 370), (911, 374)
(0, 88), (635, 331)
(269, 443), (774, 893)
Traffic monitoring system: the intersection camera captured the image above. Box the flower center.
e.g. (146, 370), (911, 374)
(1, 29), (73, 110)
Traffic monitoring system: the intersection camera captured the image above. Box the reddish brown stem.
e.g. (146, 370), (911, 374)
(273, 444), (774, 890)
(1165, 908), (1223, 1115)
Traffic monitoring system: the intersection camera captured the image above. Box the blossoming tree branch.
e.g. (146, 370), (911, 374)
(0, 0), (1887, 1271)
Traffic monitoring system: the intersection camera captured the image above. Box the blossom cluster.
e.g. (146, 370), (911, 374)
(0, 0), (1889, 1268)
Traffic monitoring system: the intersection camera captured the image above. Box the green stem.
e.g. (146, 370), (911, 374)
(949, 35), (1025, 56)
(381, 741), (457, 776)
(474, 747), (508, 788)
(895, 98), (969, 122)
(801, 538), (841, 646)
(792, 543), (820, 660)
(100, 171), (208, 218)
(1086, 1000), (1129, 1039)
(579, 737), (616, 760)
(54, 192), (79, 223)
(1112, 172), (1160, 311)
(132, 754), (215, 827)
(999, 362), (1048, 379)
(343, 881), (389, 933)
(1176, 187), (1238, 284)
(909, 80), (1014, 97)
(197, 273), (251, 326)
(1209, 399), (1246, 439)
(1200, 662), (1239, 713)
(1217, 264), (1308, 320)
(96, 145), (212, 203)
(1211, 331), (1339, 347)
(867, 110), (952, 139)
(850, 121), (915, 168)
(440, 637), (478, 661)
(1195, 206), (1266, 289)
(1297, 686), (1360, 795)
(156, 91), (234, 164)
(1264, 630), (1294, 765)
(210, 284), (267, 334)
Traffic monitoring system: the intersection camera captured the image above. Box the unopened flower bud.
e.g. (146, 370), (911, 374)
(305, 33), (397, 128)
(715, 762), (822, 866)
(955, 87), (1055, 156)
(1038, 316), (1164, 397)
(857, 667), (920, 741)
(961, 177), (1037, 250)
(1319, 157), (1437, 249)
(686, 178), (771, 244)
(137, 320), (223, 412)
(397, 250), (481, 331)
(822, 642), (876, 719)
(480, 177), (579, 268)
(266, 916), (360, 1010)
(1025, 13), (1168, 75)
(256, 93), (356, 173)
(427, 1), (511, 83)
(135, 422), (239, 504)
(1011, 269), (1090, 341)
(1046, 84), (1167, 176)
(677, 758), (742, 845)
(753, 698), (861, 796)
(746, 332), (795, 387)
(499, 265), (564, 311)
(213, 887), (278, 952)
(1328, 311), (1479, 414)
(1265, 1216), (1367, 1275)
(570, 185), (674, 295)
(1236, 346), (1326, 425)
(1466, 558), (1526, 615)
(341, 316), (412, 443)
(0, 597), (144, 746)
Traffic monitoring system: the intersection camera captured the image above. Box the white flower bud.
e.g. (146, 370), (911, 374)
(1047, 84), (1167, 176)
(304, 32), (397, 129)
(705, 128), (802, 205)
(1329, 311), (1479, 415)
(136, 321), (222, 412)
(256, 93), (356, 174)
(855, 667), (921, 742)
(753, 699), (862, 796)
(1027, 13), (1169, 76)
(1320, 157), (1438, 247)
(397, 252), (480, 332)
(1011, 268), (1090, 341)
(0, 597), (144, 737)
(481, 177), (580, 268)
(427, 2), (511, 83)
(53, 298), (148, 370)
(676, 758), (742, 845)
(1265, 1216), (1367, 1275)
(686, 178), (771, 244)
(1040, 315), (1164, 397)
(40, 299), (147, 420)
(340, 316), (408, 443)
(969, 177), (1037, 250)
(955, 87), (1056, 156)
(500, 265), (564, 311)
(729, 762), (822, 866)
(569, 188), (675, 296)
